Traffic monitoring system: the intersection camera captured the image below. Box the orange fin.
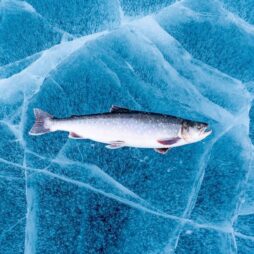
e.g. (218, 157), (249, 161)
(68, 132), (84, 139)
(154, 148), (170, 154)
(157, 137), (180, 145)
(106, 141), (125, 149)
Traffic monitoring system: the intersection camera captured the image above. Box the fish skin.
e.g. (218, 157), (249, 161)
(29, 107), (212, 151)
(50, 112), (183, 148)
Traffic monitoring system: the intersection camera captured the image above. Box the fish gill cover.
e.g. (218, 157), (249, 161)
(0, 0), (253, 253)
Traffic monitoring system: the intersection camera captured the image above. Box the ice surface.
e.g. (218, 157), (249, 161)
(0, 0), (61, 66)
(26, 0), (121, 35)
(120, 0), (175, 17)
(175, 226), (237, 254)
(156, 0), (254, 83)
(0, 0), (253, 253)
(221, 0), (254, 25)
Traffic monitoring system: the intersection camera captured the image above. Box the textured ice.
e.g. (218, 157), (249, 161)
(0, 0), (253, 253)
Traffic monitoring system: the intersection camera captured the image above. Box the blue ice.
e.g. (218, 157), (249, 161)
(0, 0), (253, 253)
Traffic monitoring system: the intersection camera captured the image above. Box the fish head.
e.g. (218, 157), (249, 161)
(181, 120), (212, 143)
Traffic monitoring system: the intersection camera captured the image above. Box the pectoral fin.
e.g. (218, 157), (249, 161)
(154, 148), (170, 154)
(106, 141), (125, 149)
(157, 137), (181, 145)
(68, 132), (84, 139)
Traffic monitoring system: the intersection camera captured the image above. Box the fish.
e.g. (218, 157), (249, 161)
(29, 105), (212, 154)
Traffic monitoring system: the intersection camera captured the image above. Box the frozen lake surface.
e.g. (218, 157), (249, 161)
(0, 0), (253, 253)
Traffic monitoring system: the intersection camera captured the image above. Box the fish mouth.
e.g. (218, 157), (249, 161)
(200, 126), (212, 138)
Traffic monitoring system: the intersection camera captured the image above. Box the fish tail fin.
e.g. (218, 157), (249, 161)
(29, 108), (53, 136)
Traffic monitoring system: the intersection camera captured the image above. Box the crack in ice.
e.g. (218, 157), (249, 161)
(0, 216), (26, 244)
(0, 156), (240, 236)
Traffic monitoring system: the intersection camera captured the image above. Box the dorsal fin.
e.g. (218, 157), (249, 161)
(110, 105), (131, 113)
